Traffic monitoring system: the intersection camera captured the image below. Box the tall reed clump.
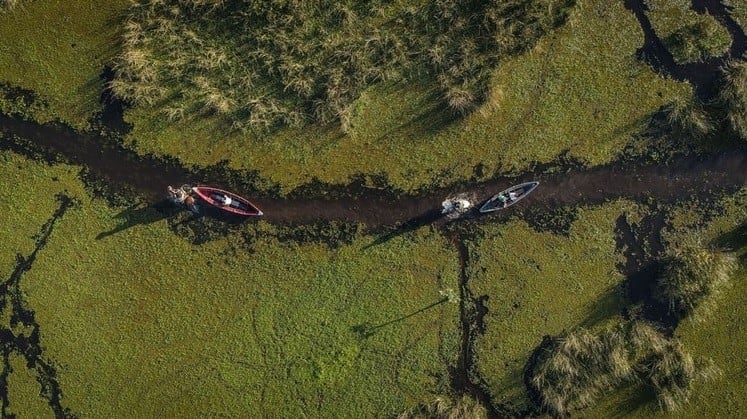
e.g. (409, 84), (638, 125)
(398, 396), (487, 419)
(654, 235), (738, 321)
(664, 95), (715, 139)
(111, 0), (574, 131)
(719, 57), (747, 141)
(528, 321), (718, 416)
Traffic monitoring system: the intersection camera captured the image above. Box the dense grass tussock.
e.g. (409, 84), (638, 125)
(529, 321), (718, 416)
(654, 235), (738, 321)
(398, 396), (487, 419)
(660, 18), (730, 64)
(111, 0), (574, 130)
(719, 57), (747, 141)
(664, 95), (715, 139)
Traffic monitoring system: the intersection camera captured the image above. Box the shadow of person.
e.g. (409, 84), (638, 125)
(96, 199), (180, 240)
(351, 297), (449, 339)
(363, 208), (444, 249)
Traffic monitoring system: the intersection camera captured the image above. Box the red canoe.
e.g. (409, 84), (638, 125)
(191, 186), (263, 217)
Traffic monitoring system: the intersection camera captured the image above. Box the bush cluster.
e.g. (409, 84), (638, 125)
(664, 95), (715, 139)
(529, 321), (718, 416)
(111, 0), (573, 130)
(664, 57), (747, 142)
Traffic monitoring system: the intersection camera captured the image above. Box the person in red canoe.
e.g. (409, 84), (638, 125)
(217, 194), (232, 206)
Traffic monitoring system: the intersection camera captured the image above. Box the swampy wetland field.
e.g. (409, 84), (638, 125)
(0, 0), (746, 418)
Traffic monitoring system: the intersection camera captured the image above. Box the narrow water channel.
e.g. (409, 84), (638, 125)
(2, 112), (745, 227)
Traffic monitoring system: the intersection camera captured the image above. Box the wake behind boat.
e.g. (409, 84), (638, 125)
(191, 186), (263, 217)
(479, 181), (539, 213)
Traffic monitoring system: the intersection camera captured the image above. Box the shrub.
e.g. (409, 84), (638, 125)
(654, 235), (738, 320)
(528, 321), (717, 416)
(530, 325), (632, 415)
(719, 57), (747, 140)
(398, 396), (487, 419)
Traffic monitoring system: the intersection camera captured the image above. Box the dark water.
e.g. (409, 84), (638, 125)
(2, 111), (745, 228)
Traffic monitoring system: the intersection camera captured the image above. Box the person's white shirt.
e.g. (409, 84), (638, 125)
(223, 195), (232, 206)
(508, 192), (517, 200)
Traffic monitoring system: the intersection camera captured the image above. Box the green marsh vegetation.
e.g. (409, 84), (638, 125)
(587, 189), (747, 417)
(467, 202), (635, 413)
(662, 56), (747, 145)
(0, 0), (691, 192)
(0, 0), (746, 417)
(119, 0), (689, 193)
(719, 57), (747, 141)
(726, 0), (747, 30)
(111, 0), (574, 130)
(0, 0), (130, 128)
(0, 0), (18, 11)
(467, 192), (747, 416)
(664, 95), (716, 140)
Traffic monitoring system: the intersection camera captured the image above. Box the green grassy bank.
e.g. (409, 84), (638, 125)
(468, 202), (634, 413)
(0, 149), (461, 417)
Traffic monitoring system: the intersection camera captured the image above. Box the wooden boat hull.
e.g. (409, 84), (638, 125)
(191, 186), (263, 217)
(479, 181), (539, 213)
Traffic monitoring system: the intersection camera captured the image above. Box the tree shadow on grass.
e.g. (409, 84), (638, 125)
(97, 197), (259, 245)
(96, 199), (180, 240)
